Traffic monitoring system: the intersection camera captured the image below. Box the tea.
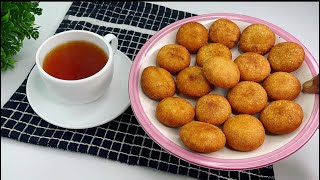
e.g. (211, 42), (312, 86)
(43, 40), (108, 80)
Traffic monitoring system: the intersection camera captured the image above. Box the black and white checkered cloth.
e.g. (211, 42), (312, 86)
(1, 2), (275, 180)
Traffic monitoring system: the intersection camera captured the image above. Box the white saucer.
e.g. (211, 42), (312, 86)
(26, 50), (132, 129)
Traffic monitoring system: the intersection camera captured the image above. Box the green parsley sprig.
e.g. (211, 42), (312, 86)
(1, 2), (42, 71)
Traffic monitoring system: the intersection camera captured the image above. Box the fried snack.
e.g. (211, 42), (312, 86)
(156, 44), (190, 74)
(209, 18), (241, 49)
(262, 72), (301, 101)
(141, 66), (175, 100)
(303, 74), (319, 94)
(223, 114), (265, 152)
(176, 66), (212, 98)
(195, 94), (232, 126)
(196, 43), (232, 67)
(268, 42), (305, 72)
(260, 100), (303, 134)
(234, 52), (271, 82)
(239, 24), (275, 55)
(176, 22), (209, 54)
(227, 81), (268, 114)
(202, 56), (240, 89)
(156, 97), (194, 127)
(180, 121), (226, 153)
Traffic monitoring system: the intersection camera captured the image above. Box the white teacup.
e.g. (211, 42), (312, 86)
(36, 30), (118, 104)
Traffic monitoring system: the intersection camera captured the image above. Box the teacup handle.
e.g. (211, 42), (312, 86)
(104, 34), (118, 55)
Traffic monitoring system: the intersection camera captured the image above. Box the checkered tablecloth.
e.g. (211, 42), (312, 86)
(1, 2), (275, 180)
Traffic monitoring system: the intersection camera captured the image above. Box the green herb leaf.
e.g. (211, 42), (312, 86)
(1, 2), (42, 71)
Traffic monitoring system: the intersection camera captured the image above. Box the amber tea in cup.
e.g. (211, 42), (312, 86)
(42, 40), (108, 80)
(36, 30), (118, 104)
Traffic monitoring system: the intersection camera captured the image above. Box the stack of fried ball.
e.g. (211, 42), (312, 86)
(141, 18), (305, 153)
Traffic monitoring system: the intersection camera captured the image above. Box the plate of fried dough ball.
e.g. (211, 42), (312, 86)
(128, 13), (319, 170)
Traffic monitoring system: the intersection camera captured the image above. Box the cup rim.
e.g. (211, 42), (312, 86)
(36, 30), (114, 84)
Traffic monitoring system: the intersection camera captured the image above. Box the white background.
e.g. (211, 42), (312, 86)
(1, 2), (319, 180)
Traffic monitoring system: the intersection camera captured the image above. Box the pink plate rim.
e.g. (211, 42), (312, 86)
(128, 13), (319, 170)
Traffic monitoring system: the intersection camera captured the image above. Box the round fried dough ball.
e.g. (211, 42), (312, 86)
(223, 114), (265, 152)
(156, 97), (195, 127)
(180, 121), (226, 153)
(195, 94), (232, 126)
(196, 43), (232, 67)
(239, 24), (275, 55)
(202, 56), (240, 89)
(176, 22), (209, 54)
(209, 18), (241, 49)
(260, 100), (303, 134)
(262, 72), (301, 100)
(234, 52), (271, 82)
(227, 81), (268, 114)
(141, 66), (175, 101)
(156, 44), (190, 74)
(268, 42), (305, 72)
(176, 66), (212, 98)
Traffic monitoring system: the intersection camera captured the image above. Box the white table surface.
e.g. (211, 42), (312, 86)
(1, 2), (319, 180)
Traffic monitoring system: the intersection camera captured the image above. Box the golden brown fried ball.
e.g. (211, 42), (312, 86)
(141, 66), (175, 101)
(223, 114), (265, 152)
(262, 72), (301, 101)
(202, 56), (240, 89)
(156, 97), (195, 127)
(209, 18), (241, 49)
(268, 42), (305, 72)
(227, 81), (268, 114)
(239, 24), (275, 55)
(176, 66), (212, 98)
(176, 22), (209, 54)
(156, 44), (190, 74)
(234, 52), (271, 82)
(180, 121), (226, 153)
(260, 100), (303, 134)
(195, 94), (232, 126)
(196, 43), (232, 67)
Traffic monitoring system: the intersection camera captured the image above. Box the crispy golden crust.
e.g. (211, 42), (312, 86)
(196, 43), (232, 67)
(180, 121), (226, 153)
(141, 66), (175, 100)
(227, 81), (268, 114)
(260, 100), (303, 134)
(262, 72), (301, 101)
(209, 18), (241, 49)
(223, 114), (265, 152)
(234, 52), (271, 82)
(176, 66), (212, 98)
(156, 44), (191, 74)
(195, 94), (232, 126)
(156, 97), (195, 127)
(176, 22), (209, 54)
(239, 24), (275, 55)
(202, 56), (240, 89)
(268, 42), (305, 72)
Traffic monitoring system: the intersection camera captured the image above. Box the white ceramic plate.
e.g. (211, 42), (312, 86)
(27, 50), (132, 129)
(129, 13), (319, 170)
